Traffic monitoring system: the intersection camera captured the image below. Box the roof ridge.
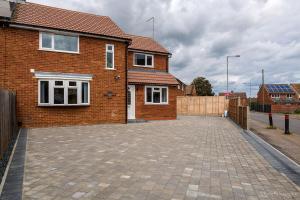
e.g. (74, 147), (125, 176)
(126, 33), (166, 45)
(266, 83), (290, 85)
(126, 33), (154, 39)
(25, 2), (109, 19)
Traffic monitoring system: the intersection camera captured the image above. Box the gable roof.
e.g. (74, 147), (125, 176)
(175, 78), (186, 86)
(185, 85), (196, 95)
(265, 84), (295, 94)
(9, 2), (129, 40)
(126, 34), (170, 54)
(291, 83), (300, 94)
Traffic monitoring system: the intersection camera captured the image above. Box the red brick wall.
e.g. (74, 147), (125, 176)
(135, 85), (177, 120)
(257, 86), (272, 104)
(272, 104), (300, 113)
(2, 27), (127, 127)
(128, 51), (168, 72)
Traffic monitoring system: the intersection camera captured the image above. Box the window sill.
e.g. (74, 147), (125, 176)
(144, 103), (169, 105)
(105, 68), (116, 71)
(38, 104), (90, 107)
(133, 65), (154, 68)
(38, 49), (80, 54)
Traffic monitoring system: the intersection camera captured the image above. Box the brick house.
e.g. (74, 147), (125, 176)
(257, 84), (300, 113)
(291, 83), (300, 100)
(126, 34), (179, 121)
(175, 78), (186, 96)
(185, 85), (197, 96)
(219, 92), (247, 99)
(0, 1), (179, 127)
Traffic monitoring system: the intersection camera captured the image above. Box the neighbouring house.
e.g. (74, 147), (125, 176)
(219, 92), (248, 106)
(219, 92), (247, 99)
(0, 1), (179, 127)
(257, 84), (300, 113)
(175, 78), (186, 96)
(291, 83), (300, 100)
(185, 84), (197, 96)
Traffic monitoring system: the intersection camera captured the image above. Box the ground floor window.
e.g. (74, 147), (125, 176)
(145, 86), (168, 104)
(39, 80), (90, 106)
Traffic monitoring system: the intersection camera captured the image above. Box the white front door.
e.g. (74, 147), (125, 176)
(127, 85), (135, 119)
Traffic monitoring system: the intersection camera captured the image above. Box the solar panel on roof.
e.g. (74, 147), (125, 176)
(273, 86), (280, 93)
(265, 84), (295, 93)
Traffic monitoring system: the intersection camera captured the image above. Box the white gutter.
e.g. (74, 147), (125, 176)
(9, 24), (131, 43)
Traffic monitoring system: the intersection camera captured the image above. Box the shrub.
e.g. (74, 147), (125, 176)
(294, 108), (300, 114)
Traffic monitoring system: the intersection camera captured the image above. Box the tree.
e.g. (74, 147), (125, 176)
(192, 77), (215, 96)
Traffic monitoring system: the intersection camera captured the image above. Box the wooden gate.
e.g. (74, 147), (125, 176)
(0, 89), (18, 159)
(177, 96), (229, 116)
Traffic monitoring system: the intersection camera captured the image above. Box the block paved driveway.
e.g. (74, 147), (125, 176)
(23, 116), (299, 200)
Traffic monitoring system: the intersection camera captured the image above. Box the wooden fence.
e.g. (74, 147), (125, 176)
(177, 96), (229, 116)
(228, 97), (249, 129)
(0, 89), (18, 159)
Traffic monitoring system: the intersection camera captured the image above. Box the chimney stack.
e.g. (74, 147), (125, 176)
(0, 0), (25, 25)
(0, 0), (12, 21)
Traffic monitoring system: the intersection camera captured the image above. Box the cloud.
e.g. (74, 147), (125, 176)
(30, 0), (300, 96)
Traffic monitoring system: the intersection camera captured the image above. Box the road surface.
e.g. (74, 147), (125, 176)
(250, 112), (300, 135)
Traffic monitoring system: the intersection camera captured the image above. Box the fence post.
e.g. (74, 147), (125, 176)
(237, 97), (240, 124)
(246, 106), (249, 130)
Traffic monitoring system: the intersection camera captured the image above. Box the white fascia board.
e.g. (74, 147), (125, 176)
(34, 71), (93, 81)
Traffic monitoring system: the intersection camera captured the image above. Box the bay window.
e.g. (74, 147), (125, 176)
(39, 80), (89, 106)
(40, 32), (79, 53)
(134, 53), (153, 67)
(145, 86), (168, 104)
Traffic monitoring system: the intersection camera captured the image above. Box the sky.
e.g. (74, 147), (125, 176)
(30, 0), (300, 96)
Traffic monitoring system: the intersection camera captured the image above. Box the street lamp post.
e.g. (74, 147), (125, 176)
(226, 55), (240, 94)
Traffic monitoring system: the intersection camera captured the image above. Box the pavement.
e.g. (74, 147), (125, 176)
(250, 112), (300, 135)
(2, 116), (300, 199)
(250, 119), (300, 165)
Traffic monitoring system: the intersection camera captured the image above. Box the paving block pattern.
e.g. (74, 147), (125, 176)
(23, 116), (300, 199)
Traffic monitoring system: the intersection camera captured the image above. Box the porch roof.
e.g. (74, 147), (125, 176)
(128, 69), (179, 85)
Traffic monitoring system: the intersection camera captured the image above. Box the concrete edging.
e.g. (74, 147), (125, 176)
(0, 129), (27, 200)
(243, 129), (300, 189)
(0, 129), (21, 195)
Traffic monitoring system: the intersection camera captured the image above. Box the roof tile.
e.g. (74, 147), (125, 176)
(128, 70), (178, 85)
(10, 2), (129, 39)
(126, 34), (170, 54)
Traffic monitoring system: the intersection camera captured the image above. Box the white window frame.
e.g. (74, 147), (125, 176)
(133, 53), (154, 67)
(271, 94), (280, 99)
(287, 94), (292, 98)
(39, 32), (80, 54)
(144, 86), (168, 105)
(105, 44), (115, 69)
(38, 80), (90, 106)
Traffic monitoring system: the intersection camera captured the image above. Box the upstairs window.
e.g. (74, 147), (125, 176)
(287, 94), (292, 98)
(134, 53), (153, 67)
(40, 32), (79, 53)
(106, 44), (114, 69)
(145, 86), (168, 104)
(271, 94), (280, 99)
(39, 80), (89, 106)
